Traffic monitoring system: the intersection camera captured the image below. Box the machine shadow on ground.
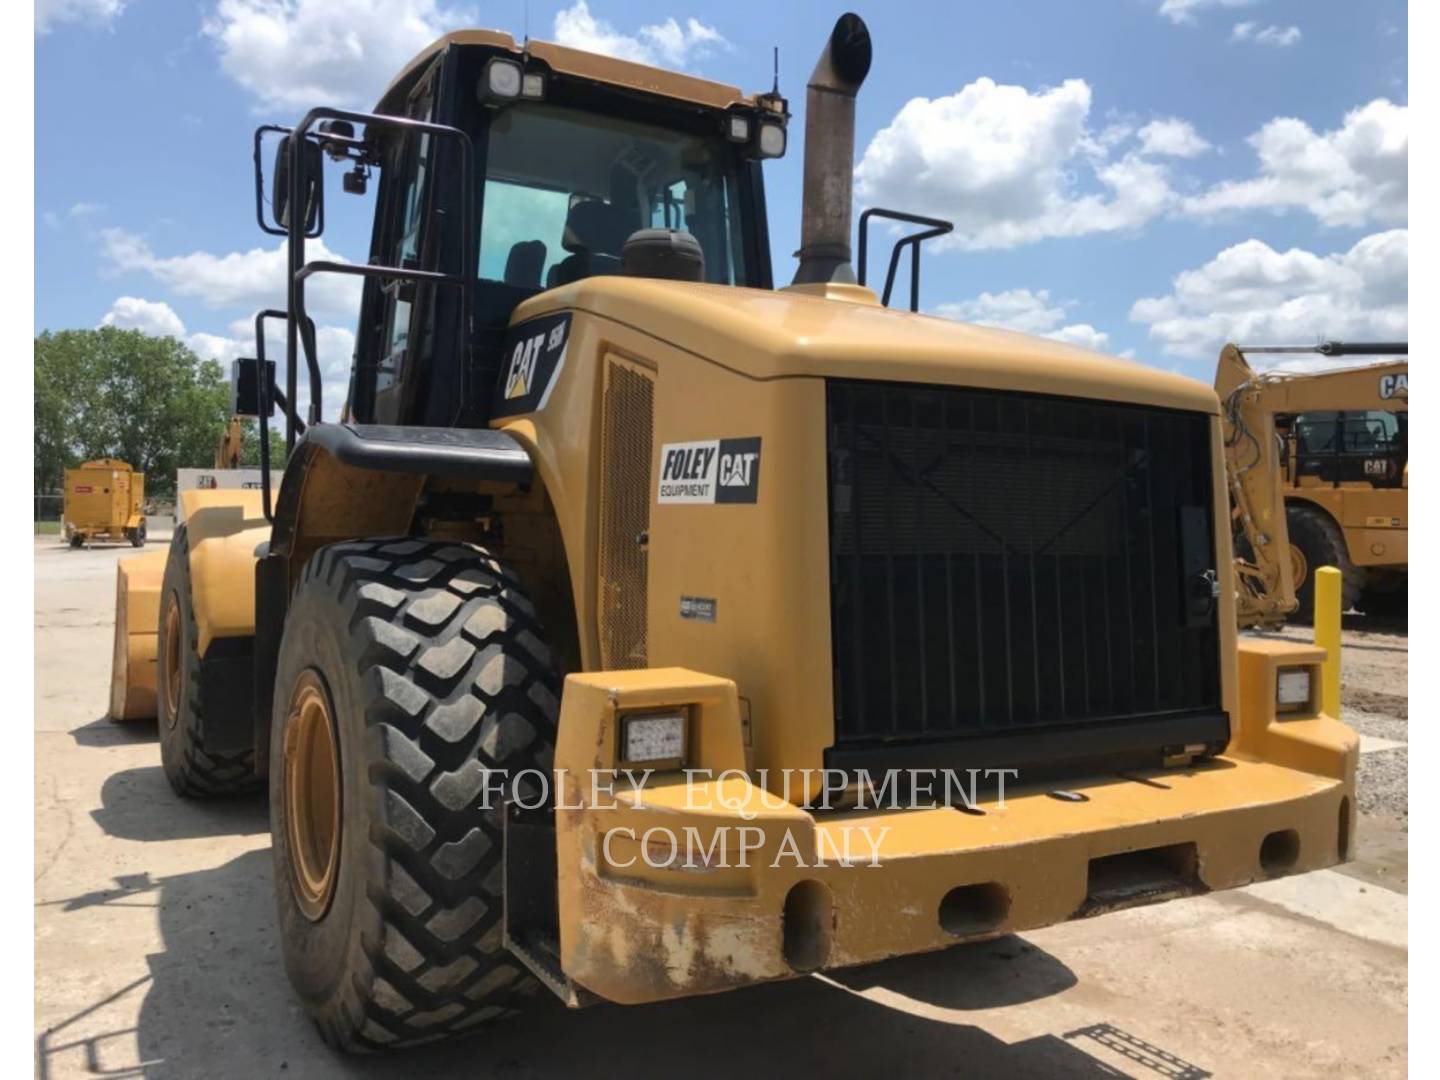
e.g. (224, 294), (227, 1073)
(70, 715), (159, 750)
(46, 695), (1209, 1077)
(36, 818), (1157, 1079)
(91, 766), (269, 843)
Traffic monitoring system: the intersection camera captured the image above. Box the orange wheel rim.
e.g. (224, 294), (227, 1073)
(162, 597), (182, 730)
(284, 670), (342, 921)
(1289, 544), (1308, 591)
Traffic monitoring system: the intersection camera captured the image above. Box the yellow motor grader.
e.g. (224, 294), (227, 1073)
(1216, 342), (1408, 626)
(110, 14), (1357, 1051)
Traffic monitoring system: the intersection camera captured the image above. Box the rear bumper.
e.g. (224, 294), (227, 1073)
(552, 642), (1355, 1006)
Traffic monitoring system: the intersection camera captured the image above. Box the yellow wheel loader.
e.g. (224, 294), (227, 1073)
(1216, 342), (1407, 626)
(110, 14), (1358, 1051)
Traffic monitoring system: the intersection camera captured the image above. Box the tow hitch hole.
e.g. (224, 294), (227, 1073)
(1338, 798), (1352, 861)
(1260, 829), (1301, 876)
(1081, 842), (1201, 916)
(938, 882), (1010, 938)
(782, 880), (833, 973)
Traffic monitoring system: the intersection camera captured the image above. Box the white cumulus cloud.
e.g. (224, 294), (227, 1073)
(1182, 98), (1407, 227)
(1158, 0), (1254, 25)
(553, 1), (726, 69)
(36, 0), (125, 35)
(202, 0), (475, 111)
(1136, 118), (1211, 158)
(100, 296), (188, 338)
(101, 228), (362, 320)
(855, 77), (1181, 251)
(1232, 22), (1302, 47)
(936, 288), (1110, 352)
(1129, 230), (1408, 361)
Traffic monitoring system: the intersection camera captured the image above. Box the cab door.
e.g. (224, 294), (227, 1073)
(370, 72), (438, 424)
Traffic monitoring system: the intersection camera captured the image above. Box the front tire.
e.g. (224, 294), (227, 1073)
(269, 538), (559, 1052)
(156, 525), (261, 796)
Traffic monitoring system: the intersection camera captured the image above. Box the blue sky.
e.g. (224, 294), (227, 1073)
(35, 0), (1407, 401)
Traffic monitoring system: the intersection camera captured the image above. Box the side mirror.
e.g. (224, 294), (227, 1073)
(271, 134), (323, 234)
(230, 357), (276, 418)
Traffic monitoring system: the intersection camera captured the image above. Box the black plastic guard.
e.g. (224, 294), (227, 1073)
(302, 423), (533, 481)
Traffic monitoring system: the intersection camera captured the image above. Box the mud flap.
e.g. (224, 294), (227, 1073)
(503, 801), (597, 1007)
(251, 549), (288, 778)
(197, 637), (256, 755)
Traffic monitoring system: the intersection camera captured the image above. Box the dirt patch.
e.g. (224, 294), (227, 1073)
(1347, 688), (1408, 721)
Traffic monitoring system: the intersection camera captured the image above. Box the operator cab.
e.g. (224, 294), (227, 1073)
(1288, 409), (1408, 487)
(254, 32), (785, 441)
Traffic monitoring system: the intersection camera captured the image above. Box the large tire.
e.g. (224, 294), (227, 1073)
(129, 520), (147, 547)
(1287, 504), (1362, 623)
(269, 538), (559, 1052)
(1361, 575), (1407, 619)
(156, 525), (261, 796)
(69, 532), (84, 549)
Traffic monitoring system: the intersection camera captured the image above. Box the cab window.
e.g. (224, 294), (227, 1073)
(476, 102), (748, 289)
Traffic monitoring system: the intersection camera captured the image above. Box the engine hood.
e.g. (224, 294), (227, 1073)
(512, 277), (1218, 415)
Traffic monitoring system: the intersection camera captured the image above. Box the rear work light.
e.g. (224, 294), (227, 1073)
(479, 58), (522, 103)
(620, 711), (687, 767)
(1276, 667), (1312, 712)
(757, 122), (787, 158)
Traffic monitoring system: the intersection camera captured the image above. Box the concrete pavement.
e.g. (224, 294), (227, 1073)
(35, 536), (1407, 1078)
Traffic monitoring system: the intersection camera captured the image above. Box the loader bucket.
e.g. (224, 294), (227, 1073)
(109, 551), (167, 721)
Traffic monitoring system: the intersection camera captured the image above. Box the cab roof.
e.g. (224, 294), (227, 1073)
(377, 29), (756, 115)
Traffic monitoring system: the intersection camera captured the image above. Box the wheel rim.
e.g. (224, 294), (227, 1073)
(162, 596), (182, 730)
(1289, 543), (1308, 591)
(284, 670), (342, 922)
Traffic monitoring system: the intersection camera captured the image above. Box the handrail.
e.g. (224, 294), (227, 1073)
(253, 308), (305, 523)
(857, 207), (953, 312)
(285, 107), (476, 455)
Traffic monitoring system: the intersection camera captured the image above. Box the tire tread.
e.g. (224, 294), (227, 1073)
(283, 538), (557, 1051)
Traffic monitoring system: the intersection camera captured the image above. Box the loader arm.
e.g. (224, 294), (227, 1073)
(1215, 343), (1408, 627)
(214, 417), (245, 470)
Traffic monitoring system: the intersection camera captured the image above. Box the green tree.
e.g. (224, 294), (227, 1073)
(34, 328), (231, 497)
(239, 418), (288, 469)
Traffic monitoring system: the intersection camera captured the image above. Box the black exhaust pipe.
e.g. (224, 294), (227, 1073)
(791, 13), (873, 286)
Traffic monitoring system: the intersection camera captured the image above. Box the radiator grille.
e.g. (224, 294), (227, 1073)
(826, 380), (1223, 760)
(598, 358), (653, 669)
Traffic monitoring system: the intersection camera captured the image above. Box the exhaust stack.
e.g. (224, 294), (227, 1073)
(792, 13), (873, 286)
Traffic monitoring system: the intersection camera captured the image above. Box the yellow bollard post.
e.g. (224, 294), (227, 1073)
(1314, 566), (1342, 719)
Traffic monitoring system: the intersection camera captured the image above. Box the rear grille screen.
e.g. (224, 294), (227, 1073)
(827, 380), (1221, 751)
(597, 357), (654, 669)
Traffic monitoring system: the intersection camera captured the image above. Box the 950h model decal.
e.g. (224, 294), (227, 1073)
(658, 437), (762, 504)
(491, 311), (571, 418)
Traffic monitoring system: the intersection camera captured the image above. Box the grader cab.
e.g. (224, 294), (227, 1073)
(110, 14), (1358, 1052)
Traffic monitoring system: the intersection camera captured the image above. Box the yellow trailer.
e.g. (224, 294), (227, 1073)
(63, 458), (147, 548)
